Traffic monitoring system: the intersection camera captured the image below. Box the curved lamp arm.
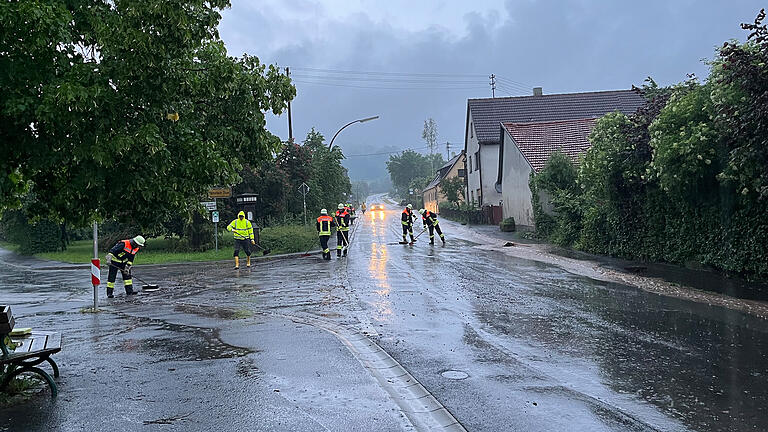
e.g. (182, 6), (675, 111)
(328, 116), (379, 150)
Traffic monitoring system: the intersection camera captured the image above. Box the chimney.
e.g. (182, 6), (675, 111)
(533, 87), (543, 96)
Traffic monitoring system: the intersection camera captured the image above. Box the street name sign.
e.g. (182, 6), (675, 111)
(208, 188), (232, 198)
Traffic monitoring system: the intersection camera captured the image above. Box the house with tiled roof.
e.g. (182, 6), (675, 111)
(496, 118), (597, 227)
(421, 151), (466, 213)
(463, 88), (645, 221)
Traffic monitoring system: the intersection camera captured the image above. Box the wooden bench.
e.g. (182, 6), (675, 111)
(0, 306), (61, 397)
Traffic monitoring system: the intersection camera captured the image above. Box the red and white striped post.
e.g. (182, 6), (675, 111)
(92, 222), (99, 309)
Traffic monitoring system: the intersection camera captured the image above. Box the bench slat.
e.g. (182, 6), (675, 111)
(28, 335), (47, 353)
(0, 347), (60, 364)
(13, 338), (32, 353)
(45, 333), (61, 350)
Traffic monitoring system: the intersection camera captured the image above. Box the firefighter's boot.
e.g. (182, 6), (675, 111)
(441, 234), (446, 244)
(337, 249), (342, 257)
(106, 287), (114, 298)
(342, 249), (347, 257)
(246, 256), (251, 267)
(234, 256), (240, 269)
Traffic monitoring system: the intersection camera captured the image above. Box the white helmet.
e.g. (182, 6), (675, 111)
(407, 204), (413, 209)
(320, 208), (328, 215)
(419, 209), (426, 215)
(132, 235), (146, 247)
(338, 203), (345, 209)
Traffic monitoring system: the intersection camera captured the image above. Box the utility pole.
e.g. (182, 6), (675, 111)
(286, 67), (293, 142)
(446, 141), (451, 160)
(489, 73), (496, 98)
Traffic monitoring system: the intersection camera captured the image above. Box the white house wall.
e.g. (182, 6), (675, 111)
(500, 132), (534, 227)
(465, 111), (481, 205)
(480, 143), (502, 206)
(465, 111), (502, 207)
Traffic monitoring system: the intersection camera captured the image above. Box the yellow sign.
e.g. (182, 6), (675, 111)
(208, 188), (231, 198)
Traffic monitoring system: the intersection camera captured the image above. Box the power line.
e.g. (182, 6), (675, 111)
(343, 140), (462, 158)
(292, 67), (487, 78)
(291, 79), (487, 91)
(291, 74), (484, 84)
(344, 146), (431, 157)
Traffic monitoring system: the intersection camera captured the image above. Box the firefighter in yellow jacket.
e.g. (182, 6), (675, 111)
(227, 211), (255, 269)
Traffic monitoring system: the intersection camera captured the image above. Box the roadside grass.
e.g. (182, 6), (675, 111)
(33, 224), (318, 265)
(0, 241), (19, 253)
(0, 375), (41, 407)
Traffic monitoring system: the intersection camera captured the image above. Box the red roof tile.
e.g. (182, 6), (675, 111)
(469, 89), (643, 145)
(503, 118), (597, 172)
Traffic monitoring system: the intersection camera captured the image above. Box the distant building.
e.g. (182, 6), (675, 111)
(422, 151), (466, 213)
(496, 118), (597, 228)
(464, 88), (645, 223)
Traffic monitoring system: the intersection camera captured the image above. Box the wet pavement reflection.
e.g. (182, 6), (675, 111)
(1, 197), (768, 431)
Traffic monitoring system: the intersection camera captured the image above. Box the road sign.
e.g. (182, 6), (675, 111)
(208, 188), (231, 198)
(201, 201), (217, 211)
(298, 182), (310, 195)
(211, 211), (219, 223)
(91, 259), (100, 286)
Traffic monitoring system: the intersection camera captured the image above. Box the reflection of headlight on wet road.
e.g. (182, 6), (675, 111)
(379, 211), (384, 220)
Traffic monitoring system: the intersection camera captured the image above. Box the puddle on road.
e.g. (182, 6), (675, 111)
(174, 304), (252, 320)
(114, 321), (252, 362)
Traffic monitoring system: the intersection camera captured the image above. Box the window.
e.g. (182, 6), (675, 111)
(470, 122), (473, 138)
(457, 169), (466, 177)
(475, 151), (480, 170)
(468, 156), (472, 173)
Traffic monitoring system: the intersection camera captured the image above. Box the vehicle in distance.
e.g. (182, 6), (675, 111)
(369, 204), (385, 210)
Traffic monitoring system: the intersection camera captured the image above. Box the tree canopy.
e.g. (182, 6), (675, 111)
(386, 150), (444, 199)
(232, 129), (351, 221)
(0, 0), (295, 229)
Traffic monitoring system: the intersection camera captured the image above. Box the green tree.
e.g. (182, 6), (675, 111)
(714, 9), (768, 200)
(0, 1), (295, 229)
(303, 129), (351, 213)
(386, 150), (444, 199)
(422, 118), (438, 172)
(439, 176), (465, 208)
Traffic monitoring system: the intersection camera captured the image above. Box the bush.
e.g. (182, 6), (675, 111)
(500, 217), (516, 232)
(524, 14), (768, 281)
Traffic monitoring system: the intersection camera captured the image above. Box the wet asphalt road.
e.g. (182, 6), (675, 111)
(1, 196), (768, 431)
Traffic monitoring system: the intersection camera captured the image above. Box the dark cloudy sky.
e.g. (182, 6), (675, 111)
(219, 1), (763, 180)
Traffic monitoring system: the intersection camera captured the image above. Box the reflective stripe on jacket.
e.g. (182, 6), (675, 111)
(423, 210), (439, 226)
(316, 215), (334, 236)
(109, 239), (140, 263)
(401, 209), (413, 226)
(227, 218), (254, 240)
(335, 210), (350, 231)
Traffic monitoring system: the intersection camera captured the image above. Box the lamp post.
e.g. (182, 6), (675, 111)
(328, 115), (379, 150)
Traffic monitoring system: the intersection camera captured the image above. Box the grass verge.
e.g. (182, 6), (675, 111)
(32, 225), (318, 265)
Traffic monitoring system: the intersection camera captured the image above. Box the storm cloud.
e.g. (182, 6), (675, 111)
(219, 1), (762, 180)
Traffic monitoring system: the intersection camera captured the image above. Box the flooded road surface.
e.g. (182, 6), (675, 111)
(1, 197), (767, 431)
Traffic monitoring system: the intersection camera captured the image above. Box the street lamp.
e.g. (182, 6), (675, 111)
(328, 115), (379, 150)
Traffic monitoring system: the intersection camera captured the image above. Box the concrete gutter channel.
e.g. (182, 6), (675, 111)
(277, 313), (467, 432)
